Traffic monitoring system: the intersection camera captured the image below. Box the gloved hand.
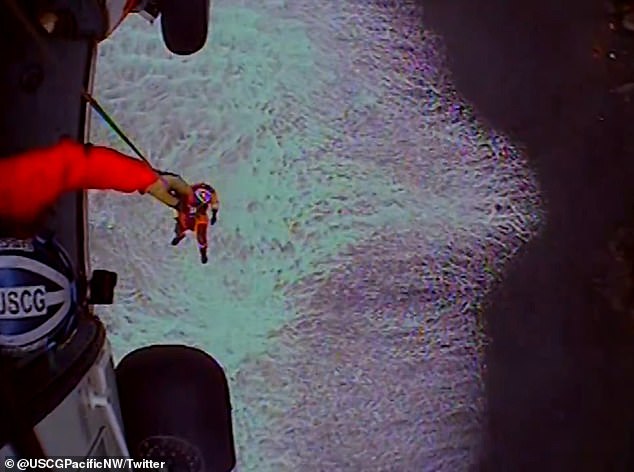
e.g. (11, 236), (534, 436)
(144, 177), (180, 208)
(210, 210), (218, 226)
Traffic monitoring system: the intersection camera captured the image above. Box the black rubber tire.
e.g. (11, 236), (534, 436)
(159, 0), (210, 55)
(116, 345), (236, 472)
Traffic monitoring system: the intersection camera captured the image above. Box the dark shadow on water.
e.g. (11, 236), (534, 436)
(414, 0), (634, 469)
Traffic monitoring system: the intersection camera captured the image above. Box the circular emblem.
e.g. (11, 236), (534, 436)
(0, 234), (78, 354)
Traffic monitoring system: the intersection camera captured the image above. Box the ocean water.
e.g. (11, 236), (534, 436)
(88, 1), (544, 470)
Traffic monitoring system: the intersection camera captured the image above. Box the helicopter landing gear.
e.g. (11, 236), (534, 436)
(116, 344), (236, 472)
(160, 0), (210, 55)
(136, 0), (211, 55)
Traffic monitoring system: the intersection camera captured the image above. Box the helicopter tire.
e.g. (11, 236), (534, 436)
(159, 0), (210, 55)
(116, 344), (236, 472)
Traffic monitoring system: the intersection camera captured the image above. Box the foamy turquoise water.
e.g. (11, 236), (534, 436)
(89, 2), (543, 470)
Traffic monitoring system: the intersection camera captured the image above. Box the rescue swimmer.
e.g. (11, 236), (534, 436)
(157, 172), (219, 264)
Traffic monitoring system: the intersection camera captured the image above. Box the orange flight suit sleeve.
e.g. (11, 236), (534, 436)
(0, 138), (159, 223)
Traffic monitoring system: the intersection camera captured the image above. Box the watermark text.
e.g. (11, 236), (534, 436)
(4, 457), (165, 471)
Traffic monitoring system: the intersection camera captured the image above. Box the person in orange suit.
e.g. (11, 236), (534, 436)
(170, 181), (219, 264)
